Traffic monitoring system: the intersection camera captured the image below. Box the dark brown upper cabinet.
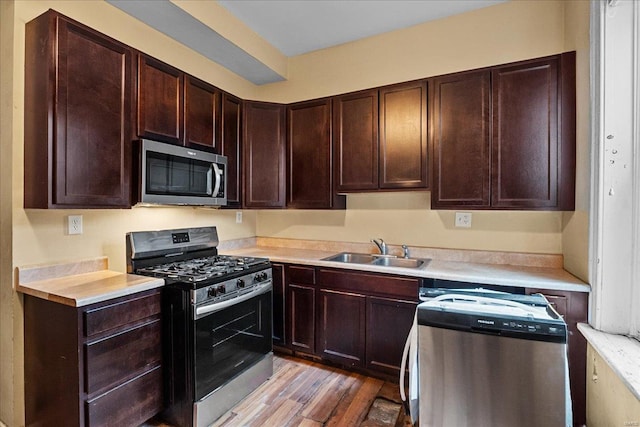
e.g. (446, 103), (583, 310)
(333, 84), (428, 193)
(379, 81), (428, 189)
(431, 70), (491, 209)
(137, 56), (222, 153)
(491, 53), (575, 209)
(221, 93), (243, 208)
(287, 99), (345, 209)
(184, 75), (221, 152)
(333, 90), (379, 191)
(431, 52), (576, 210)
(137, 55), (183, 145)
(243, 101), (286, 208)
(24, 10), (133, 208)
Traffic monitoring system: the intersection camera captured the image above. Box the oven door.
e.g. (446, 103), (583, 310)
(193, 286), (272, 401)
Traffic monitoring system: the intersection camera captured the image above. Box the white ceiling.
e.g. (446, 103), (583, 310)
(108, 0), (507, 85)
(218, 0), (507, 57)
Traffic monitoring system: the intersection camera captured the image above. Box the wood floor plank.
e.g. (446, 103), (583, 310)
(259, 398), (304, 426)
(142, 355), (407, 427)
(326, 375), (384, 427)
(300, 369), (357, 422)
(287, 415), (325, 427)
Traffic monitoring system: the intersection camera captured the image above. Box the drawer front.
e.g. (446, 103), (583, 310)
(317, 269), (418, 299)
(84, 290), (161, 337)
(86, 365), (162, 427)
(287, 265), (315, 284)
(85, 318), (161, 395)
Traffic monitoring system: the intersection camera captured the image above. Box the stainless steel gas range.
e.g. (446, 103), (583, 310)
(126, 226), (273, 427)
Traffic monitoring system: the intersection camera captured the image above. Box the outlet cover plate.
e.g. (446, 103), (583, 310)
(455, 212), (472, 228)
(68, 215), (83, 235)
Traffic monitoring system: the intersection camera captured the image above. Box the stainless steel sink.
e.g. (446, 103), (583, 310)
(322, 252), (376, 264)
(321, 252), (429, 269)
(372, 257), (426, 268)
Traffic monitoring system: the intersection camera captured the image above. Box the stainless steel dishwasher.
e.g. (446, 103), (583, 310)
(417, 292), (571, 427)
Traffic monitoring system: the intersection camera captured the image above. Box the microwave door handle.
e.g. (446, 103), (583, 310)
(211, 163), (222, 197)
(206, 165), (213, 195)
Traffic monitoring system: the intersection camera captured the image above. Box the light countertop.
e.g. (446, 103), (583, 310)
(16, 257), (164, 307)
(223, 245), (590, 293)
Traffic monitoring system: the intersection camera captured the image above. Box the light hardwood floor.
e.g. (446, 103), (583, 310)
(145, 354), (411, 427)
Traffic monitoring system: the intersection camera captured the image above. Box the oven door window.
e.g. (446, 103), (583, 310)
(146, 151), (212, 196)
(193, 291), (272, 401)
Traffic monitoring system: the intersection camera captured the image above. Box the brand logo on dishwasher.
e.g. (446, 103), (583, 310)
(477, 319), (495, 325)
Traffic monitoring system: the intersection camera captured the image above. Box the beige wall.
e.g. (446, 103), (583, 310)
(562, 0), (591, 282)
(2, 1), (592, 425)
(257, 193), (564, 254)
(587, 344), (640, 426)
(1, 1), (19, 425)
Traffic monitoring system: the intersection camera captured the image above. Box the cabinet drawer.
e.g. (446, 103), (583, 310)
(317, 269), (418, 299)
(84, 291), (161, 337)
(85, 365), (162, 427)
(85, 318), (161, 395)
(287, 265), (315, 284)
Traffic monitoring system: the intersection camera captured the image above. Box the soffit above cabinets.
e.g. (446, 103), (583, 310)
(107, 0), (286, 85)
(107, 0), (507, 85)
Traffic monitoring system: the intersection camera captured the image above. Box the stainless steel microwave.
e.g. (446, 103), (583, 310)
(136, 139), (227, 206)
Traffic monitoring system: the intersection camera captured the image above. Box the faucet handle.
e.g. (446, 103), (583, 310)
(402, 245), (410, 258)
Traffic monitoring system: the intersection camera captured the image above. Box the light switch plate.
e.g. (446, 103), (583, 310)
(455, 212), (472, 228)
(236, 211), (243, 224)
(68, 215), (83, 235)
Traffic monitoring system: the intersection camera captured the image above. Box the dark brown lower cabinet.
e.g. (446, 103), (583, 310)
(366, 296), (417, 376)
(317, 289), (366, 367)
(526, 288), (588, 427)
(278, 264), (419, 379)
(272, 263), (286, 347)
(24, 289), (163, 427)
(286, 265), (317, 354)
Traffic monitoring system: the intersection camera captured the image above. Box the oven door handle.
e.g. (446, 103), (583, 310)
(195, 280), (272, 319)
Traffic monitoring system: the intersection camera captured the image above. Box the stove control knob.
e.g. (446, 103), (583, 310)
(255, 272), (268, 282)
(237, 279), (245, 288)
(207, 287), (217, 298)
(219, 285), (226, 294)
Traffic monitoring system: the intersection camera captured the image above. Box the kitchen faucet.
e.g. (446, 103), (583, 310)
(371, 238), (387, 255)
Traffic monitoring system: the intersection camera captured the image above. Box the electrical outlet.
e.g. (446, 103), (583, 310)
(236, 211), (243, 224)
(68, 215), (83, 235)
(455, 212), (472, 228)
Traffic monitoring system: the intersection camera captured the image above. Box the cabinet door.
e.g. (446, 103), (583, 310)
(431, 71), (491, 209)
(492, 57), (559, 209)
(379, 81), (428, 189)
(366, 296), (416, 376)
(137, 54), (183, 144)
(288, 99), (343, 209)
(272, 263), (286, 347)
(243, 102), (286, 208)
(288, 283), (316, 354)
(317, 289), (366, 368)
(221, 93), (243, 208)
(333, 90), (379, 191)
(25, 13), (133, 208)
(184, 75), (220, 152)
